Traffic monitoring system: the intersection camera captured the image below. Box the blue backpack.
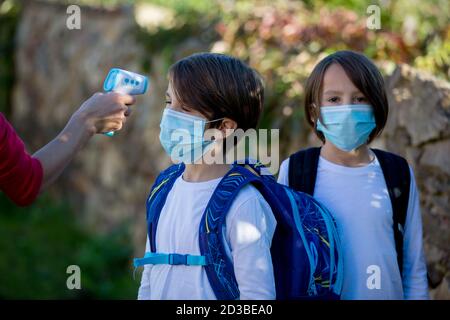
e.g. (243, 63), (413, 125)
(134, 160), (343, 300)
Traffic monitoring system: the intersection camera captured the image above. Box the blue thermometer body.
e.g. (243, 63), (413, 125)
(103, 68), (149, 136)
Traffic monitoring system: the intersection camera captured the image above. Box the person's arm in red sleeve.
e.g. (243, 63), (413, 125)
(0, 92), (135, 206)
(0, 113), (44, 206)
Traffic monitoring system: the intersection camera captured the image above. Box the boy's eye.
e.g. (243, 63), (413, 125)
(165, 100), (171, 105)
(328, 97), (340, 103)
(354, 96), (368, 103)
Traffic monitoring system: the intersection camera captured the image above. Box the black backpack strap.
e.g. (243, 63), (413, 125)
(372, 148), (411, 277)
(288, 147), (321, 195)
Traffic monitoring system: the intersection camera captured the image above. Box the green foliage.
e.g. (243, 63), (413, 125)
(415, 30), (450, 78)
(135, 0), (220, 73)
(0, 194), (139, 299)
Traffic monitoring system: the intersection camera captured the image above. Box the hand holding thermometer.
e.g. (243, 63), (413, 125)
(103, 68), (149, 136)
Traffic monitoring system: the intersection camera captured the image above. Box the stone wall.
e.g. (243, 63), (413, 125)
(379, 64), (450, 299)
(9, 0), (450, 299)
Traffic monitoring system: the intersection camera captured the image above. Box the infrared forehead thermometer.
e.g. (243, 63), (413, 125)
(103, 68), (149, 136)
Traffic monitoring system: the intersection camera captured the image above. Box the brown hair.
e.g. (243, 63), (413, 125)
(168, 52), (264, 130)
(304, 50), (388, 143)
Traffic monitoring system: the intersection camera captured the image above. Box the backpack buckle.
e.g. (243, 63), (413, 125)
(168, 253), (187, 265)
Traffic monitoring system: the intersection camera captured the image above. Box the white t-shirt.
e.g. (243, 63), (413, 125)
(278, 155), (429, 300)
(138, 174), (277, 300)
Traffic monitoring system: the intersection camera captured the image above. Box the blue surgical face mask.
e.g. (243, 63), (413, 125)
(316, 104), (376, 152)
(159, 108), (223, 163)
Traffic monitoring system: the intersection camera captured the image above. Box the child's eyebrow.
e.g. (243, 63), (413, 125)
(323, 90), (364, 95)
(323, 90), (342, 95)
(165, 92), (171, 99)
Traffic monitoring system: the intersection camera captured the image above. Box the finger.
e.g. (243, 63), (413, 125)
(118, 103), (129, 113)
(106, 121), (122, 133)
(105, 92), (131, 102)
(117, 94), (136, 105)
(124, 106), (132, 117)
(107, 102), (128, 115)
(127, 96), (137, 106)
(102, 110), (126, 121)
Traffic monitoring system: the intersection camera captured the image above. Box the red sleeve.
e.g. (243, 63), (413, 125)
(0, 113), (43, 206)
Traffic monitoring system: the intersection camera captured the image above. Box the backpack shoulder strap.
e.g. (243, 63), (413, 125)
(288, 147), (321, 195)
(371, 148), (411, 277)
(146, 163), (185, 252)
(199, 164), (261, 300)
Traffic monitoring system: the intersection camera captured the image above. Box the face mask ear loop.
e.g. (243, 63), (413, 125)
(312, 103), (327, 131)
(203, 117), (226, 135)
(204, 117), (226, 124)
